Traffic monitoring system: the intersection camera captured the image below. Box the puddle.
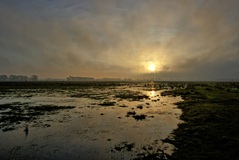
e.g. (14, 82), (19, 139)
(0, 83), (183, 159)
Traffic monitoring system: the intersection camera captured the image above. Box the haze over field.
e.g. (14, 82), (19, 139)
(1, 0), (239, 80)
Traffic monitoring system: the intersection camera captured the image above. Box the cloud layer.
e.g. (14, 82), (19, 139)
(1, 0), (239, 80)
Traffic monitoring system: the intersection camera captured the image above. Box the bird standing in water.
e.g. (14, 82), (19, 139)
(24, 124), (29, 139)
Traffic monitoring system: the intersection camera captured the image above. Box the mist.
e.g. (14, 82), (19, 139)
(1, 0), (239, 80)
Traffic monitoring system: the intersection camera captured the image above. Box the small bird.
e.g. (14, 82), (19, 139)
(24, 125), (29, 132)
(24, 124), (29, 139)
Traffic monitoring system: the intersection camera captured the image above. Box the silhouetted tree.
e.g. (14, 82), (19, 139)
(0, 75), (8, 81)
(9, 75), (28, 81)
(9, 75), (18, 81)
(30, 75), (38, 81)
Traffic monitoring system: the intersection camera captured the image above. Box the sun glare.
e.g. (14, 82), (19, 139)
(148, 63), (156, 72)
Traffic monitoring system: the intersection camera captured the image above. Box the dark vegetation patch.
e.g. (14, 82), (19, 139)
(161, 82), (239, 160)
(113, 140), (169, 159)
(119, 104), (128, 108)
(151, 99), (159, 102)
(98, 101), (116, 106)
(115, 90), (149, 101)
(132, 114), (146, 121)
(70, 90), (110, 100)
(2, 127), (16, 132)
(28, 105), (74, 111)
(134, 144), (168, 160)
(126, 109), (146, 121)
(0, 103), (75, 132)
(113, 141), (135, 152)
(137, 105), (143, 109)
(126, 110), (136, 117)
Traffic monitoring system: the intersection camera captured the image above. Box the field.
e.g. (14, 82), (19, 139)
(0, 81), (239, 159)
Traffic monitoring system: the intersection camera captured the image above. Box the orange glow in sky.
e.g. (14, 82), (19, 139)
(148, 63), (156, 72)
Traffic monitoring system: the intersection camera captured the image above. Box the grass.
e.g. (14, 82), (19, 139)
(162, 82), (239, 160)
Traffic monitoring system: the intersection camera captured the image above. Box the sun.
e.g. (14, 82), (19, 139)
(148, 63), (156, 72)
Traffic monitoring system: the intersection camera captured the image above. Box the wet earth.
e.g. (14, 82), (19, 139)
(0, 82), (183, 159)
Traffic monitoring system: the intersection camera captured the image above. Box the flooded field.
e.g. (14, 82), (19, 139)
(0, 82), (183, 159)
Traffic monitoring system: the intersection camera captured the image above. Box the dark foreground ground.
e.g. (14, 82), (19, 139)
(163, 82), (239, 160)
(1, 81), (239, 160)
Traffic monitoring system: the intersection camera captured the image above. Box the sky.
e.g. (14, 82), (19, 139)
(1, 0), (239, 80)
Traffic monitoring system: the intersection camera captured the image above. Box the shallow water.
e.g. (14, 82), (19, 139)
(0, 83), (182, 159)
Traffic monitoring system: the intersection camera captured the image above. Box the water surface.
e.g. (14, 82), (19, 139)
(0, 82), (182, 159)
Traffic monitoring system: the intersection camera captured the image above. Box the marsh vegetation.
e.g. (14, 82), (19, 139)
(1, 81), (238, 159)
(162, 82), (239, 160)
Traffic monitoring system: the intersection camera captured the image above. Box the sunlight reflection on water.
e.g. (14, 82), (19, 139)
(150, 90), (155, 97)
(0, 83), (183, 159)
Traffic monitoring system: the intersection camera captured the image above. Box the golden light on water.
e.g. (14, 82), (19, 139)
(150, 90), (155, 97)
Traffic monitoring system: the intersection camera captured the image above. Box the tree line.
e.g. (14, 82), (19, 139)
(0, 75), (38, 81)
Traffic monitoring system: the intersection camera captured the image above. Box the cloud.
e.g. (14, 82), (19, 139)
(1, 0), (239, 79)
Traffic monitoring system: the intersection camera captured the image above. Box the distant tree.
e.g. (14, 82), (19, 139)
(0, 75), (8, 81)
(9, 75), (29, 81)
(30, 75), (38, 81)
(67, 76), (73, 81)
(22, 76), (29, 81)
(9, 75), (18, 81)
(18, 75), (28, 81)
